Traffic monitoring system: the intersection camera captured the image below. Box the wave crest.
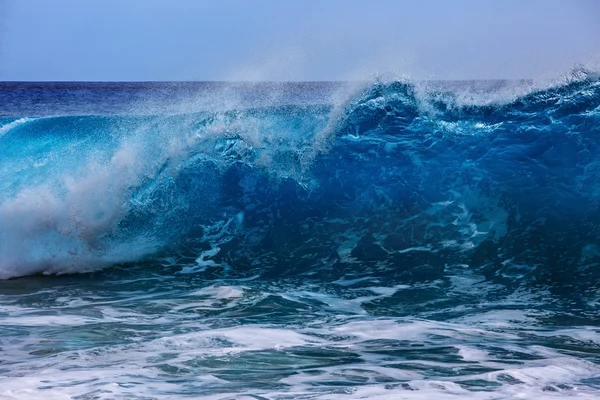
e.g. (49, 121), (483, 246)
(1, 77), (599, 287)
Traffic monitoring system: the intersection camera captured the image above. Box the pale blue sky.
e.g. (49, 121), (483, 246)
(0, 0), (598, 81)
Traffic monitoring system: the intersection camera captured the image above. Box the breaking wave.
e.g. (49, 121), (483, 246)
(1, 75), (600, 293)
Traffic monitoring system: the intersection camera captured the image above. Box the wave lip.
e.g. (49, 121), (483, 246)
(0, 117), (33, 138)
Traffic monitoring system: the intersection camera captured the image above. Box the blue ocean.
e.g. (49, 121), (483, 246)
(1, 76), (600, 399)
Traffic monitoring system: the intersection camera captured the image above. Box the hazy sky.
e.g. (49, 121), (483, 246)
(0, 0), (598, 81)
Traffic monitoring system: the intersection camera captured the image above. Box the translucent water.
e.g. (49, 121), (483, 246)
(1, 77), (599, 399)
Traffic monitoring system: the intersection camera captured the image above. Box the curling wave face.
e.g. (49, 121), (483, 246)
(0, 77), (600, 294)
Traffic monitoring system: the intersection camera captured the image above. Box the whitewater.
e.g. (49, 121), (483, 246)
(0, 76), (600, 399)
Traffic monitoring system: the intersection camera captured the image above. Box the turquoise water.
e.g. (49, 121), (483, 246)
(1, 79), (600, 399)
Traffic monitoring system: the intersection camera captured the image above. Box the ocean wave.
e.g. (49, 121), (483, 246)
(1, 76), (599, 288)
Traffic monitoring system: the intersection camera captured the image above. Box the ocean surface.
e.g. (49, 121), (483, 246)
(1, 77), (600, 399)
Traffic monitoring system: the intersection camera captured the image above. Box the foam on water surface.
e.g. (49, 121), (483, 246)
(1, 272), (599, 399)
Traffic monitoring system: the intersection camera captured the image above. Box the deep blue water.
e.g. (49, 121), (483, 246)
(1, 78), (600, 399)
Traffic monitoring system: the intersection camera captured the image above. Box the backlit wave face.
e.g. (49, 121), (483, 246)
(0, 76), (599, 295)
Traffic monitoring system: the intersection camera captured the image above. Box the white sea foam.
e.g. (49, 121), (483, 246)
(0, 136), (166, 278)
(1, 275), (599, 399)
